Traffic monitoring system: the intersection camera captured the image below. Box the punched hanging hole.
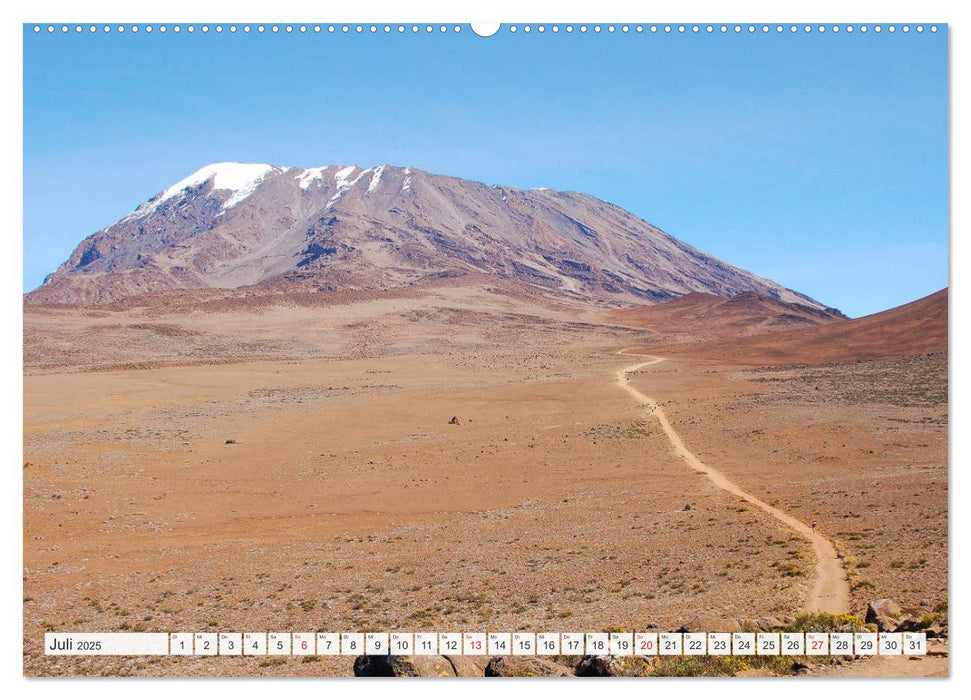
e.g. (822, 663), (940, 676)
(470, 23), (501, 37)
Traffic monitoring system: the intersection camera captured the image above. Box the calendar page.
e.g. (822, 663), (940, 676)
(20, 6), (949, 682)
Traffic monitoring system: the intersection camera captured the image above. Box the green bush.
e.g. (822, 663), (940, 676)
(784, 612), (869, 633)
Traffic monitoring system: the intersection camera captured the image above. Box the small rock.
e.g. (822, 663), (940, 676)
(448, 416), (460, 425)
(683, 504), (692, 511)
(792, 662), (812, 675)
(225, 439), (237, 444)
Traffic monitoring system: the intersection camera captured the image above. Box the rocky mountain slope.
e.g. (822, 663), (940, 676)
(29, 162), (826, 308)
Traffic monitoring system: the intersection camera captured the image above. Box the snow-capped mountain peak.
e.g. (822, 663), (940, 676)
(31, 162), (830, 312)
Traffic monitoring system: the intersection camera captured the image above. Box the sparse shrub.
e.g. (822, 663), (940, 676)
(649, 655), (752, 677)
(785, 612), (868, 633)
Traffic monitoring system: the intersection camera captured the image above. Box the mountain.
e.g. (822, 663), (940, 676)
(655, 288), (948, 365)
(608, 291), (844, 338)
(28, 162), (828, 308)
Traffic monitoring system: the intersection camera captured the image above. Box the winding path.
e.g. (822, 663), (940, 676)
(616, 351), (850, 614)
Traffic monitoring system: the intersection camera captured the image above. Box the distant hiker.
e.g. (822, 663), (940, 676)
(811, 520), (818, 532)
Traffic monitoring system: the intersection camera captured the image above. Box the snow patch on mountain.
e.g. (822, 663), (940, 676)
(326, 166), (370, 209)
(367, 165), (386, 193)
(333, 166), (358, 188)
(126, 162), (278, 219)
(297, 166), (331, 190)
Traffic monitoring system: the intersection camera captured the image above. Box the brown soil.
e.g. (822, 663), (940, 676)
(23, 283), (947, 677)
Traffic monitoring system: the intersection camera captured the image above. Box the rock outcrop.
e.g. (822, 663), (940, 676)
(865, 599), (902, 632)
(484, 656), (574, 677)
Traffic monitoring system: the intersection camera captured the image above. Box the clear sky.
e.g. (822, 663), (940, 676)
(23, 24), (948, 317)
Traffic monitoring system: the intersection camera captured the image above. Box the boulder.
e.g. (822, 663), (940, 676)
(756, 617), (784, 631)
(738, 619), (761, 633)
(865, 599), (902, 631)
(893, 616), (922, 633)
(353, 655), (457, 677)
(722, 619), (743, 632)
(485, 656), (573, 677)
(575, 655), (624, 677)
(444, 655), (490, 677)
(678, 616), (740, 633)
(353, 655), (391, 677)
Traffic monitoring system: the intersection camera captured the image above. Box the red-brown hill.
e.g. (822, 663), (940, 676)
(609, 291), (845, 339)
(646, 288), (947, 365)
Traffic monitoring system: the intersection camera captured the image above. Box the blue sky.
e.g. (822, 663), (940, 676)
(23, 25), (947, 317)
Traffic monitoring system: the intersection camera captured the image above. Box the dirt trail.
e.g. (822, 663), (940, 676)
(616, 351), (850, 614)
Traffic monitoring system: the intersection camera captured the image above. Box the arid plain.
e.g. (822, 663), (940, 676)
(23, 280), (947, 676)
